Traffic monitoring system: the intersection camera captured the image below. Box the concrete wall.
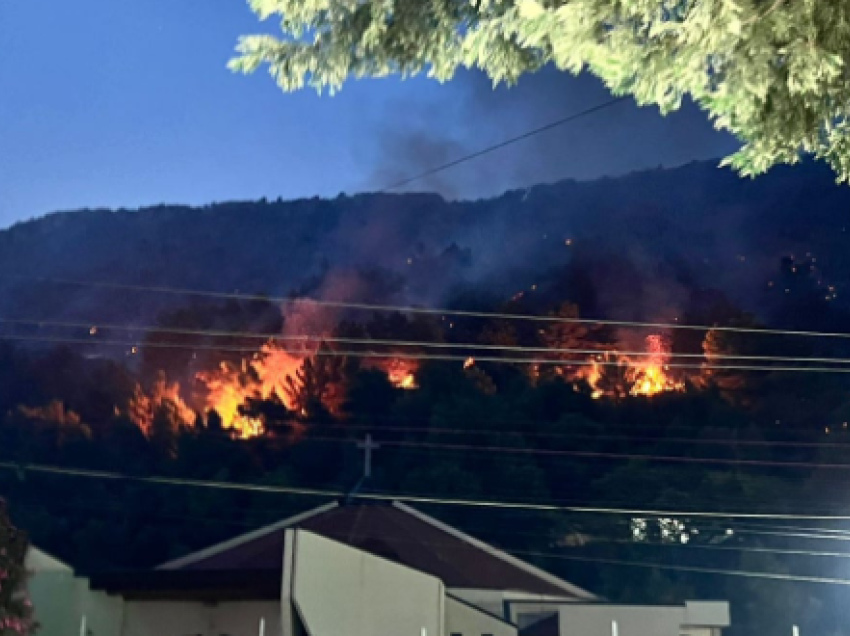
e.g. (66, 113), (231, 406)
(445, 596), (516, 636)
(449, 588), (576, 619)
(123, 600), (279, 636)
(509, 602), (730, 636)
(292, 530), (444, 636)
(684, 601), (730, 629)
(27, 548), (124, 636)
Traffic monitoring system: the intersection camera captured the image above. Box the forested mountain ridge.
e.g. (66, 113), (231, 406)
(2, 159), (849, 329)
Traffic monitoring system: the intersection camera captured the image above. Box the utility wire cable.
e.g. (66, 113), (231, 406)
(10, 492), (850, 586)
(515, 552), (850, 586)
(13, 488), (850, 562)
(309, 436), (850, 471)
(5, 332), (850, 375)
(332, 423), (850, 450)
(7, 316), (850, 366)
(8, 460), (850, 520)
(377, 97), (628, 192)
(7, 273), (850, 341)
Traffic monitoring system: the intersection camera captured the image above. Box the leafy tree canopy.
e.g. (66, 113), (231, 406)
(231, 0), (850, 181)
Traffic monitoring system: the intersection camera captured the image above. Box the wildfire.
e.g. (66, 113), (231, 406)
(128, 373), (196, 436)
(195, 342), (305, 438)
(18, 401), (82, 427)
(373, 358), (418, 389)
(576, 335), (684, 399)
(627, 335), (684, 397)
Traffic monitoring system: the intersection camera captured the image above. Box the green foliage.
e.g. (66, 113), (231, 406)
(0, 502), (34, 636)
(232, 0), (850, 182)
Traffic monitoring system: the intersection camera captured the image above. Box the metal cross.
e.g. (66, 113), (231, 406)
(356, 434), (381, 479)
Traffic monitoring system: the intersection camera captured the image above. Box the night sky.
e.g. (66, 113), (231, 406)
(0, 0), (739, 229)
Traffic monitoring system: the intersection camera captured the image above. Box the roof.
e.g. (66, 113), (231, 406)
(520, 614), (559, 636)
(25, 547), (73, 573)
(157, 500), (594, 599)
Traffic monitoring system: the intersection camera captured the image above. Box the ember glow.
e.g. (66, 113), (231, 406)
(372, 358), (418, 389)
(627, 335), (685, 397)
(195, 342), (305, 438)
(577, 335), (684, 400)
(128, 373), (195, 436)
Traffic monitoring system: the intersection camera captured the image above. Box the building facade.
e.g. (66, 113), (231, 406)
(27, 500), (730, 636)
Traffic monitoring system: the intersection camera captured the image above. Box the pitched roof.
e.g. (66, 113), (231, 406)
(159, 500), (594, 599)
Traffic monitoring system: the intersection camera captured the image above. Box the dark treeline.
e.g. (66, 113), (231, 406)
(3, 250), (850, 635)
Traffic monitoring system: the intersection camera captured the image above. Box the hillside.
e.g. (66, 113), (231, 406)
(2, 160), (849, 330)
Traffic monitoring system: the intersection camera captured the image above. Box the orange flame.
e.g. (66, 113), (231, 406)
(626, 335), (684, 397)
(195, 342), (305, 438)
(18, 401), (83, 427)
(576, 335), (684, 399)
(376, 358), (418, 389)
(128, 373), (196, 436)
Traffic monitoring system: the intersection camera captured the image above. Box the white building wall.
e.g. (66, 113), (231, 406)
(27, 548), (124, 636)
(291, 530), (444, 636)
(445, 596), (516, 636)
(213, 601), (281, 636)
(124, 600), (280, 636)
(508, 601), (730, 636)
(449, 588), (577, 619)
(123, 601), (208, 636)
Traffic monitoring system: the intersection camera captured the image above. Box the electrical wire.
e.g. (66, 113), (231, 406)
(13, 486), (850, 563)
(4, 332), (850, 375)
(12, 487), (850, 586)
(6, 273), (850, 340)
(310, 436), (850, 471)
(7, 460), (850, 520)
(513, 552), (850, 586)
(377, 97), (628, 192)
(330, 422), (850, 451)
(7, 316), (850, 366)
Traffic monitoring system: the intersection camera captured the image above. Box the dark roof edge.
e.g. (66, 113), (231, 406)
(446, 592), (517, 627)
(294, 528), (447, 586)
(393, 502), (597, 600)
(157, 501), (338, 570)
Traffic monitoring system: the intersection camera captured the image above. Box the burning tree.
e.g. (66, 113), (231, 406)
(284, 345), (350, 418)
(0, 502), (35, 636)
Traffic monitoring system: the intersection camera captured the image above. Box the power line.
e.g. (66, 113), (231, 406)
(12, 492), (849, 587)
(8, 316), (850, 367)
(7, 460), (850, 520)
(516, 552), (850, 586)
(730, 528), (850, 542)
(606, 538), (850, 560)
(377, 98), (628, 192)
(730, 522), (850, 537)
(5, 332), (850, 375)
(14, 483), (850, 563)
(6, 273), (850, 341)
(336, 423), (850, 450)
(317, 436), (850, 471)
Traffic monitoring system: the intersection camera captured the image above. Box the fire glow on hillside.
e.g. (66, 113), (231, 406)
(125, 297), (689, 440)
(577, 334), (685, 399)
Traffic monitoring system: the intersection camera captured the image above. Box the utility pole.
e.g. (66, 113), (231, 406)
(357, 434), (381, 479)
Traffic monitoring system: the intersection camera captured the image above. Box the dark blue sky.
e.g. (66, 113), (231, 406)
(0, 0), (738, 229)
